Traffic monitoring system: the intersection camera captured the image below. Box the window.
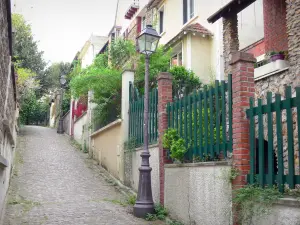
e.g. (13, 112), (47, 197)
(171, 52), (183, 67)
(159, 8), (164, 34)
(183, 0), (195, 24)
(142, 16), (146, 30)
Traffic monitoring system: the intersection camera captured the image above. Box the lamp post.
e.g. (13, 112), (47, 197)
(57, 75), (67, 134)
(134, 25), (161, 218)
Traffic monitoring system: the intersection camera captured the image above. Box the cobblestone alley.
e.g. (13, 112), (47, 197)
(1, 126), (163, 225)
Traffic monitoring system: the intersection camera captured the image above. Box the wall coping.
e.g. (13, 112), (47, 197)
(90, 119), (122, 137)
(62, 110), (70, 119)
(230, 51), (256, 65)
(157, 72), (172, 81)
(255, 67), (289, 82)
(75, 111), (87, 123)
(276, 197), (300, 208)
(0, 154), (8, 169)
(164, 161), (230, 168)
(135, 143), (158, 151)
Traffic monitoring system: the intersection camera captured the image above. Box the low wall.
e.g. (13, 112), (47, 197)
(254, 198), (300, 225)
(164, 162), (232, 225)
(62, 111), (70, 135)
(73, 112), (87, 144)
(91, 119), (123, 181)
(124, 144), (160, 203)
(0, 122), (17, 215)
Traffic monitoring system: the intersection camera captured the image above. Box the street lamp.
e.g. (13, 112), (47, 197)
(57, 75), (67, 134)
(134, 25), (161, 218)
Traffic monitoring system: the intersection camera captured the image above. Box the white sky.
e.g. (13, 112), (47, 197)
(13, 0), (118, 64)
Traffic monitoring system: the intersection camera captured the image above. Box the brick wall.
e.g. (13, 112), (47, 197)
(242, 38), (265, 57)
(263, 0), (288, 52)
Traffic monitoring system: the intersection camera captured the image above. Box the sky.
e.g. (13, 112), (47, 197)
(13, 0), (119, 64)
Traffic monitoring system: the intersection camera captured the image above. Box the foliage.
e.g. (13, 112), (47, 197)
(163, 129), (187, 162)
(233, 185), (282, 224)
(135, 46), (172, 92)
(229, 167), (240, 183)
(123, 137), (138, 152)
(43, 62), (72, 91)
(145, 204), (168, 221)
(12, 14), (46, 92)
(19, 90), (49, 125)
(170, 66), (202, 98)
(126, 195), (137, 206)
(109, 39), (136, 70)
(168, 221), (184, 225)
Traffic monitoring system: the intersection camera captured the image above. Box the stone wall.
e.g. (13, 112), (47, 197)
(286, 0), (300, 87)
(255, 70), (299, 175)
(223, 15), (239, 77)
(0, 0), (17, 216)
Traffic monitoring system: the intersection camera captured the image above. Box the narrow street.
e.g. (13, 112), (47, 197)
(2, 126), (162, 225)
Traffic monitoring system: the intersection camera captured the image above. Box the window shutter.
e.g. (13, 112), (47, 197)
(159, 11), (164, 34)
(183, 0), (188, 24)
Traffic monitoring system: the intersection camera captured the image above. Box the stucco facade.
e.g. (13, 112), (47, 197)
(124, 145), (160, 204)
(91, 120), (123, 181)
(164, 163), (232, 225)
(73, 112), (87, 145)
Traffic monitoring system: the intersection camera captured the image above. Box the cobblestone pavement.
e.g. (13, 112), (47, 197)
(2, 126), (164, 225)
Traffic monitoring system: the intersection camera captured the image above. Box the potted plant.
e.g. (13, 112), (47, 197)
(268, 51), (286, 62)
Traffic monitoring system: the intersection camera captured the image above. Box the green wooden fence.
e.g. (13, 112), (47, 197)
(246, 86), (300, 192)
(167, 75), (233, 161)
(129, 82), (158, 147)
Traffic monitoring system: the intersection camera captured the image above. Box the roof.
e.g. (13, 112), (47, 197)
(148, 0), (163, 9)
(165, 23), (213, 47)
(207, 0), (256, 23)
(183, 23), (213, 36)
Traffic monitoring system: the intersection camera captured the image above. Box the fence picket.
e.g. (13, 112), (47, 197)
(215, 81), (220, 155)
(184, 96), (188, 150)
(221, 81), (226, 154)
(188, 95), (193, 160)
(204, 86), (209, 156)
(180, 97), (183, 137)
(286, 86), (295, 188)
(199, 91), (203, 158)
(193, 90), (198, 157)
(209, 86), (214, 158)
(267, 92), (274, 187)
(275, 94), (284, 192)
(258, 99), (265, 187)
(249, 98), (255, 184)
(296, 87), (300, 171)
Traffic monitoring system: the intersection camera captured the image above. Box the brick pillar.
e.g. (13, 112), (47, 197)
(230, 52), (255, 224)
(157, 72), (172, 205)
(223, 14), (239, 77)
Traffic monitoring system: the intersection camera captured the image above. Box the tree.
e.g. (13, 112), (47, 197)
(12, 14), (46, 78)
(43, 62), (72, 91)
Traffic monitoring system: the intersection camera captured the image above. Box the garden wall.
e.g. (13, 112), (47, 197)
(91, 119), (123, 181)
(253, 198), (300, 225)
(164, 162), (232, 225)
(124, 144), (160, 203)
(62, 111), (70, 135)
(73, 111), (87, 144)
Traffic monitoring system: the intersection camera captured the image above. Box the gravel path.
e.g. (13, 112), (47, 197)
(2, 126), (163, 225)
